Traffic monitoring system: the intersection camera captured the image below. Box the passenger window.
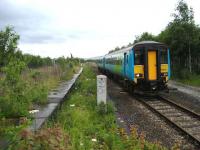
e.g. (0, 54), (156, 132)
(160, 49), (168, 64)
(134, 50), (144, 65)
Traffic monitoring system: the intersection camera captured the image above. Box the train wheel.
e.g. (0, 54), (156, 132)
(128, 83), (134, 94)
(123, 79), (128, 91)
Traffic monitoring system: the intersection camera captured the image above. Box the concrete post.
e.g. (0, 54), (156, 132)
(97, 75), (107, 105)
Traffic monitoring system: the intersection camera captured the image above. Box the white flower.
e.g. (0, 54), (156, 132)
(91, 138), (97, 142)
(29, 109), (39, 114)
(70, 104), (75, 107)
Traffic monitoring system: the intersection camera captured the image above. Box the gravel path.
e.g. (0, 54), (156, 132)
(168, 80), (200, 100)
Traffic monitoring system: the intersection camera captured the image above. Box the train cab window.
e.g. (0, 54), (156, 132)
(160, 49), (168, 64)
(134, 49), (144, 65)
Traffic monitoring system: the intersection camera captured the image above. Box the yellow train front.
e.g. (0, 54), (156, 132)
(133, 41), (170, 92)
(97, 41), (171, 93)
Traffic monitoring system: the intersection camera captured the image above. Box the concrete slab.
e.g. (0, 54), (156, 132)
(29, 118), (46, 131)
(28, 67), (83, 131)
(35, 103), (58, 118)
(168, 80), (200, 100)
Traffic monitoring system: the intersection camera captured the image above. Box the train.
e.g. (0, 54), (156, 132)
(96, 41), (170, 93)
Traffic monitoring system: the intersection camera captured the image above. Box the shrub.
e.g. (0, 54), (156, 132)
(29, 84), (48, 105)
(0, 60), (30, 118)
(30, 70), (42, 81)
(96, 102), (107, 115)
(9, 124), (70, 150)
(179, 68), (191, 79)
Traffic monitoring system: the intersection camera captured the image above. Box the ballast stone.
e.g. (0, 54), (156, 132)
(97, 75), (107, 105)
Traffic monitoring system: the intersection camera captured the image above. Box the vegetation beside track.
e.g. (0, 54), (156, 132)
(11, 64), (168, 149)
(173, 74), (200, 87)
(0, 26), (82, 148)
(0, 63), (80, 147)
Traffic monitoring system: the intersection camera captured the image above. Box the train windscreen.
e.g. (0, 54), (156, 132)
(160, 49), (168, 64)
(134, 50), (144, 65)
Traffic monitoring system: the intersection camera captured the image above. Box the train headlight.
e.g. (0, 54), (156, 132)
(135, 73), (143, 78)
(161, 72), (168, 76)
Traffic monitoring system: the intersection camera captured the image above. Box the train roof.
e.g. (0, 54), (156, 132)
(105, 46), (132, 57)
(133, 41), (168, 49)
(105, 41), (168, 57)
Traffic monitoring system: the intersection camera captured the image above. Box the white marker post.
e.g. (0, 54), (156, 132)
(97, 75), (107, 105)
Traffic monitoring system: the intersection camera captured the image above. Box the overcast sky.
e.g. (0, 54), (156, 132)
(0, 0), (200, 58)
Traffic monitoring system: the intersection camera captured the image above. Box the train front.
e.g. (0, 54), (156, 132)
(133, 41), (170, 92)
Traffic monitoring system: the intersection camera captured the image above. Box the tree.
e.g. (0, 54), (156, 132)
(172, 0), (195, 73)
(157, 0), (200, 74)
(0, 26), (20, 67)
(134, 32), (156, 44)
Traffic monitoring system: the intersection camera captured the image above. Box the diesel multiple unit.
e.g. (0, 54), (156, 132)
(97, 41), (170, 92)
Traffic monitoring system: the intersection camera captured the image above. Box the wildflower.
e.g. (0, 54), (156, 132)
(91, 138), (97, 142)
(29, 109), (39, 114)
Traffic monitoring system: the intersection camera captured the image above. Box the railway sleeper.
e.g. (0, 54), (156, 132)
(170, 115), (193, 120)
(185, 126), (200, 132)
(181, 123), (200, 129)
(162, 111), (183, 115)
(165, 113), (183, 118)
(153, 105), (172, 110)
(170, 117), (193, 123)
(146, 100), (163, 104)
(167, 116), (192, 122)
(156, 108), (177, 112)
(148, 104), (167, 107)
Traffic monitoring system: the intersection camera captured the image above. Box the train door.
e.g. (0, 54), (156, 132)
(103, 57), (105, 69)
(148, 50), (157, 80)
(123, 53), (127, 76)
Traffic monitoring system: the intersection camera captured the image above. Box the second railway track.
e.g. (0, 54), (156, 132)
(135, 95), (200, 146)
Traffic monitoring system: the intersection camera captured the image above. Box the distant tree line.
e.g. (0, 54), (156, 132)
(109, 0), (200, 78)
(0, 26), (81, 70)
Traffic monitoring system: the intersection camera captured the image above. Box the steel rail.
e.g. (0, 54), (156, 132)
(158, 95), (200, 119)
(135, 95), (200, 146)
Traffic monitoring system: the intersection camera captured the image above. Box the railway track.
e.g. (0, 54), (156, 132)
(135, 95), (200, 146)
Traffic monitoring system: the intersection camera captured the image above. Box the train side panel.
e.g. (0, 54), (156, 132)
(105, 53), (124, 76)
(168, 48), (171, 79)
(124, 49), (134, 81)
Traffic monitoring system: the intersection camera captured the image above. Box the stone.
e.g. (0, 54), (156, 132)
(97, 75), (107, 105)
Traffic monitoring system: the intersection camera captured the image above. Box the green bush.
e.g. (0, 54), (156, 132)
(0, 60), (30, 118)
(29, 84), (48, 105)
(179, 68), (191, 79)
(96, 102), (107, 115)
(9, 125), (70, 150)
(30, 70), (42, 80)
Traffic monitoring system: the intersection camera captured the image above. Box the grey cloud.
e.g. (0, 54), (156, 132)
(0, 0), (66, 44)
(20, 32), (68, 44)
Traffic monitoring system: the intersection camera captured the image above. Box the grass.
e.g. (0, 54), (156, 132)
(25, 65), (80, 105)
(171, 68), (200, 87)
(11, 64), (167, 150)
(175, 74), (200, 87)
(0, 63), (80, 149)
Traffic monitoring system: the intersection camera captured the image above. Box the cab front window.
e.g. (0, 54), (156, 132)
(134, 49), (144, 65)
(160, 49), (168, 64)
